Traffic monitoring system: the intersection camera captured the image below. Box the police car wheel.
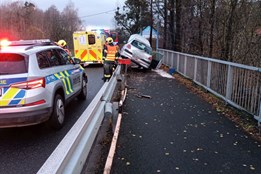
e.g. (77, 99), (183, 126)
(77, 77), (87, 100)
(47, 94), (65, 130)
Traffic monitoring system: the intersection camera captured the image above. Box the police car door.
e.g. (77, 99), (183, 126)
(55, 49), (82, 96)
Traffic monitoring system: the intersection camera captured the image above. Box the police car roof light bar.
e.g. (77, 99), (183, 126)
(9, 39), (52, 46)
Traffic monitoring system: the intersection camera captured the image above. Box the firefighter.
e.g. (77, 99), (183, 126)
(102, 37), (119, 81)
(57, 39), (71, 56)
(56, 40), (76, 65)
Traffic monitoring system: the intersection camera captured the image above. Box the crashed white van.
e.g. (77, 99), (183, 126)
(120, 34), (153, 69)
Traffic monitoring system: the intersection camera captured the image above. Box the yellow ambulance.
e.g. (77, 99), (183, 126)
(73, 31), (106, 65)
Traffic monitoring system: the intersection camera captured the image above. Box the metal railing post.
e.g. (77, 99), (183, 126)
(184, 55), (187, 76)
(194, 58), (197, 81)
(254, 88), (261, 127)
(259, 102), (261, 117)
(226, 65), (233, 100)
(171, 53), (174, 68)
(166, 51), (169, 66)
(207, 61), (212, 88)
(177, 53), (180, 72)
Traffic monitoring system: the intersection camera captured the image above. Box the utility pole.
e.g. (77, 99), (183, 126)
(156, 0), (160, 50)
(149, 0), (153, 46)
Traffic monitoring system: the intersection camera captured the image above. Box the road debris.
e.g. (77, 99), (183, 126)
(135, 94), (152, 99)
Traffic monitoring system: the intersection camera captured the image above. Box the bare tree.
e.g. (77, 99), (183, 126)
(168, 0), (175, 50)
(163, 0), (167, 49)
(115, 0), (150, 35)
(223, 0), (238, 61)
(61, 2), (82, 49)
(0, 1), (82, 47)
(174, 0), (182, 52)
(209, 0), (216, 57)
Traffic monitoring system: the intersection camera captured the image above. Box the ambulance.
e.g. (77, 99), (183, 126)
(73, 31), (106, 65)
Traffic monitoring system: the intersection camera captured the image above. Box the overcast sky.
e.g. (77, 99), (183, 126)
(33, 0), (125, 29)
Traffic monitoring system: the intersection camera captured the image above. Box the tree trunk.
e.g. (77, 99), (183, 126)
(163, 0), (167, 49)
(224, 0), (238, 61)
(198, 0), (203, 55)
(209, 0), (216, 57)
(169, 0), (175, 50)
(149, 0), (153, 46)
(174, 0), (182, 52)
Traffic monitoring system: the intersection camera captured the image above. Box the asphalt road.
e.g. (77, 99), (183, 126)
(0, 65), (104, 174)
(111, 69), (261, 174)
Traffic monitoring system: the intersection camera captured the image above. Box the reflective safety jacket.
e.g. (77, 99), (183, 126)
(104, 45), (118, 62)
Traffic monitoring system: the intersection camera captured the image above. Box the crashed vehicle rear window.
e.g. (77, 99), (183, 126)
(0, 53), (28, 75)
(131, 40), (152, 55)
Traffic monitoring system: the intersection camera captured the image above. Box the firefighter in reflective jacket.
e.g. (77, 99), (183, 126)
(102, 37), (119, 81)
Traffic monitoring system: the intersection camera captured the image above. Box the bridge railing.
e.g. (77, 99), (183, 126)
(158, 49), (261, 125)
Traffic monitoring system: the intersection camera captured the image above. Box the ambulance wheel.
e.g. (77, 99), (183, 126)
(78, 77), (88, 100)
(47, 94), (65, 130)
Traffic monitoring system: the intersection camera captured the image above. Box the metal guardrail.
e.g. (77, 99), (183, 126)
(37, 66), (121, 174)
(158, 49), (261, 125)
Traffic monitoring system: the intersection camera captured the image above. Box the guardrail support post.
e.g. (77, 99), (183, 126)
(105, 102), (113, 118)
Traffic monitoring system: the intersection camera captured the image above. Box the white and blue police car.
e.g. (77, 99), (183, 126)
(0, 39), (88, 129)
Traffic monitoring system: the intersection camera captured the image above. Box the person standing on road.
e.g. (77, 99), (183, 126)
(102, 37), (120, 81)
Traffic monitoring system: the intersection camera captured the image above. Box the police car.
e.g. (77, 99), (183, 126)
(0, 39), (88, 129)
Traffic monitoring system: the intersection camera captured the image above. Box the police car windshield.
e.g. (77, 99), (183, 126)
(0, 53), (27, 74)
